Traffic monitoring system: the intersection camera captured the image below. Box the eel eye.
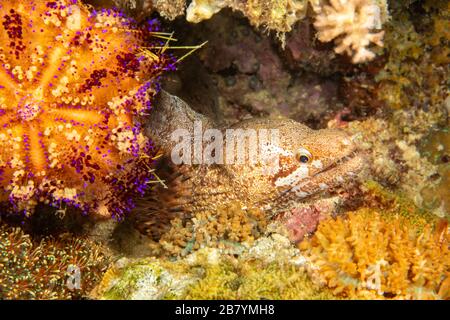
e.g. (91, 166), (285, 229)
(296, 148), (312, 164)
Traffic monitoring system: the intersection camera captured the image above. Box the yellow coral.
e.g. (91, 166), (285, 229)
(157, 201), (268, 256)
(184, 259), (335, 300)
(299, 210), (450, 299)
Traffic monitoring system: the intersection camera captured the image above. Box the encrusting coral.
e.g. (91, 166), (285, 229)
(342, 108), (447, 214)
(374, 0), (449, 111)
(419, 126), (450, 215)
(187, 0), (308, 38)
(299, 209), (450, 299)
(104, 0), (186, 21)
(360, 180), (438, 226)
(0, 0), (174, 217)
(0, 223), (109, 299)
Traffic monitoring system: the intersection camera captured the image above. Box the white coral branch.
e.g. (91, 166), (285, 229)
(313, 0), (386, 63)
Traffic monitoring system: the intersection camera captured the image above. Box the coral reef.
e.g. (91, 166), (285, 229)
(178, 13), (342, 126)
(341, 108), (447, 214)
(419, 126), (450, 216)
(0, 0), (447, 302)
(272, 197), (342, 243)
(311, 0), (387, 63)
(91, 0), (187, 21)
(187, 0), (308, 39)
(337, 0), (448, 120)
(0, 224), (109, 299)
(93, 237), (336, 300)
(337, 0), (449, 217)
(359, 180), (438, 226)
(0, 0), (173, 217)
(185, 0), (388, 62)
(374, 1), (448, 111)
(153, 202), (267, 257)
(299, 210), (450, 299)
(111, 0), (388, 62)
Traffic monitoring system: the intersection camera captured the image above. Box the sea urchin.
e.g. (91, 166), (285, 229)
(0, 0), (173, 217)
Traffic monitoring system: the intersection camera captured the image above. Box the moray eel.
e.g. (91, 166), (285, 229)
(137, 91), (364, 238)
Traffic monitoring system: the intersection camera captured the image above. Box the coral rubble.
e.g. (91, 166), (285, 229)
(0, 0), (173, 217)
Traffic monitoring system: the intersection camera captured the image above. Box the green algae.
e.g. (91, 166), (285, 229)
(362, 180), (441, 226)
(93, 243), (336, 300)
(184, 260), (335, 300)
(99, 259), (197, 300)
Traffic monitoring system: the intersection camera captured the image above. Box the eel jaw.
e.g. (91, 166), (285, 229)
(308, 150), (365, 190)
(272, 149), (365, 207)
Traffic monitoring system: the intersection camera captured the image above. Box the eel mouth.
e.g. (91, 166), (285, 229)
(309, 150), (365, 187)
(269, 149), (365, 207)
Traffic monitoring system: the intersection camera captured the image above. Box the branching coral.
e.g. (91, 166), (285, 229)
(113, 0), (390, 62)
(0, 1), (174, 217)
(299, 210), (450, 299)
(0, 224), (109, 299)
(184, 0), (388, 61)
(312, 0), (387, 63)
(157, 202), (267, 257)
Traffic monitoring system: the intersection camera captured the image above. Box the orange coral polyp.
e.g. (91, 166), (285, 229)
(0, 0), (172, 217)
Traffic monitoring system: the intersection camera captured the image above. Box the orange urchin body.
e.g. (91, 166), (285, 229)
(0, 0), (173, 217)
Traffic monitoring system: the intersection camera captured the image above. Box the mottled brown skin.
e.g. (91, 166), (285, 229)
(136, 91), (364, 238)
